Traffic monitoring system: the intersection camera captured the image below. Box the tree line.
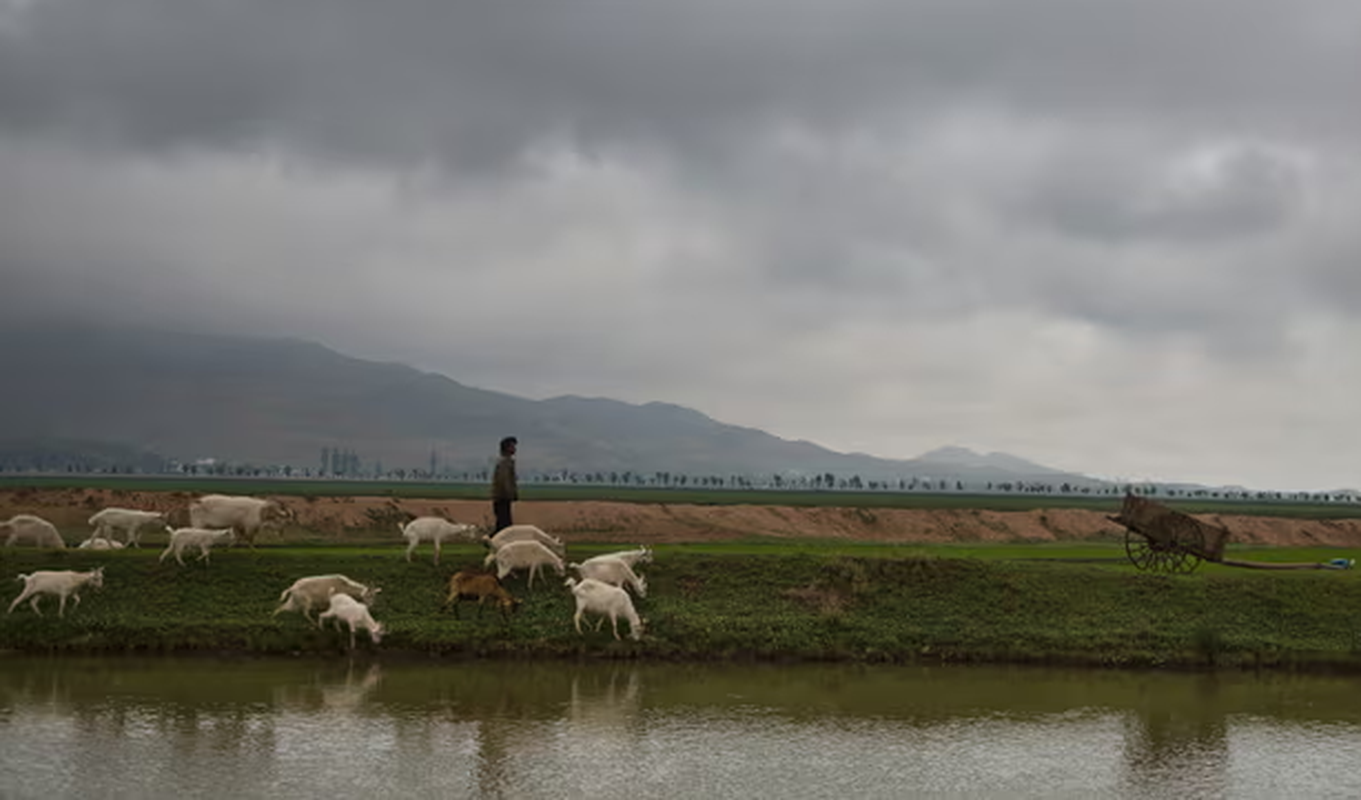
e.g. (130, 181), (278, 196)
(0, 442), (1355, 505)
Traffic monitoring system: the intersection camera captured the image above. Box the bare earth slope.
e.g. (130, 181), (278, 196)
(5, 488), (1361, 547)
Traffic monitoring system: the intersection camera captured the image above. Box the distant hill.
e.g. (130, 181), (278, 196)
(912, 446), (1068, 476)
(0, 325), (1104, 485)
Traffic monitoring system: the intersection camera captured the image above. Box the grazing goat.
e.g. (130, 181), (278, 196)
(274, 575), (382, 625)
(398, 517), (479, 564)
(564, 577), (644, 641)
(8, 567), (105, 617)
(159, 527), (235, 566)
(188, 494), (290, 548)
(87, 507), (171, 547)
(1, 514), (65, 549)
(483, 524), (566, 557)
(78, 536), (125, 550)
(444, 570), (521, 619)
(483, 540), (565, 589)
(586, 546), (653, 568)
(317, 591), (384, 650)
(569, 556), (647, 597)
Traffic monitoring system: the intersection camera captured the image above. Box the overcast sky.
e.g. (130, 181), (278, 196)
(3, 1), (1359, 491)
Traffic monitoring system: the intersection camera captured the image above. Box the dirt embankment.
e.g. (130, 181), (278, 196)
(5, 487), (1361, 548)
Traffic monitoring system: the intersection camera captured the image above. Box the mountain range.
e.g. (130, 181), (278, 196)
(0, 325), (1104, 485)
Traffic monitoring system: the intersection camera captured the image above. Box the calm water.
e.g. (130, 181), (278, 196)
(2, 657), (1361, 799)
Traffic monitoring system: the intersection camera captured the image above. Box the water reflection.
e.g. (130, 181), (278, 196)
(274, 661), (383, 712)
(568, 668), (642, 731)
(474, 705), (515, 799)
(1120, 674), (1230, 797)
(2, 658), (1361, 798)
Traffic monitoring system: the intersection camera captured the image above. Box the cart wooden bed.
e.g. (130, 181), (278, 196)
(1107, 494), (1231, 573)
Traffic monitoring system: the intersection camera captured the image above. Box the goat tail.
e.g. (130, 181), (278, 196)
(15, 573), (29, 582)
(278, 587), (293, 602)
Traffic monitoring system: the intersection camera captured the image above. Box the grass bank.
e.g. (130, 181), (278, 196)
(2, 544), (1360, 672)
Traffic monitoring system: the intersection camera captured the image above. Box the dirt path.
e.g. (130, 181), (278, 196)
(5, 487), (1361, 547)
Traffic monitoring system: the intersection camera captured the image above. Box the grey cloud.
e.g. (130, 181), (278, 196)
(2, 0), (1358, 170)
(2, 1), (1361, 490)
(1021, 142), (1307, 244)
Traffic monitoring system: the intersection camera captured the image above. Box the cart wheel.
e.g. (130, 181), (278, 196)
(1124, 529), (1159, 571)
(1151, 548), (1189, 573)
(1126, 530), (1203, 573)
(1168, 526), (1206, 574)
(1163, 548), (1192, 574)
(1166, 547), (1204, 574)
(1182, 551), (1204, 573)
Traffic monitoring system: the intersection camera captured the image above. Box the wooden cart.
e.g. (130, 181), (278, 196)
(1107, 494), (1231, 573)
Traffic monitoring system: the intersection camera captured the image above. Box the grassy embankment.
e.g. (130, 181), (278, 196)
(2, 541), (1360, 672)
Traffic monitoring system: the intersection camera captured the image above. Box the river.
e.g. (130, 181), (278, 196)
(2, 657), (1360, 799)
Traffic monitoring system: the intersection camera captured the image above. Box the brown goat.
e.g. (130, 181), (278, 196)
(444, 570), (521, 620)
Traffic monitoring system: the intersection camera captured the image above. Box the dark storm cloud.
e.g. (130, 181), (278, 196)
(1, 0), (1360, 490)
(1, 0), (1357, 167)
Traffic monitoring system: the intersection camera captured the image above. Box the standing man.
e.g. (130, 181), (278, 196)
(491, 436), (518, 533)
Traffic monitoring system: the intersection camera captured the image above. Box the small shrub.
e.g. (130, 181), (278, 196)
(364, 504), (413, 529)
(1193, 625), (1225, 664)
(783, 585), (850, 616)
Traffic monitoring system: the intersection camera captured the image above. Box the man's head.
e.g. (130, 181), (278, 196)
(499, 436), (518, 456)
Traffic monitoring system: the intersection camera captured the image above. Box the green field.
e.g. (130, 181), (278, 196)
(3, 474), (1358, 519)
(667, 539), (1361, 567)
(5, 475), (1359, 670)
(3, 539), (1360, 671)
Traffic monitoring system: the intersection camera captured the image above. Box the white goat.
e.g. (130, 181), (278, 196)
(483, 524), (567, 557)
(8, 567), (105, 617)
(564, 577), (644, 641)
(87, 507), (171, 547)
(188, 494), (290, 548)
(1, 514), (65, 549)
(483, 539), (565, 589)
(159, 527), (235, 566)
(398, 517), (479, 564)
(274, 575), (382, 625)
(569, 556), (648, 597)
(78, 536), (126, 550)
(584, 546), (654, 569)
(317, 591), (384, 650)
